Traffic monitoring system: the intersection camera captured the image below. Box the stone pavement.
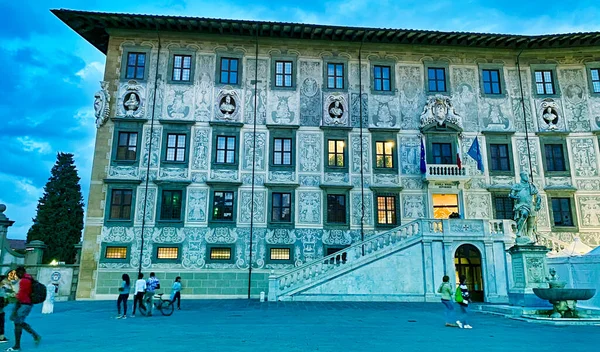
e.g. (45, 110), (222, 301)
(5, 300), (599, 352)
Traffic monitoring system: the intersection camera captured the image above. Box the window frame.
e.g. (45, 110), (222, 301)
(323, 58), (349, 92)
(268, 126), (297, 172)
(540, 138), (570, 177)
(208, 186), (240, 226)
(215, 135), (237, 165)
(424, 61), (450, 94)
(159, 189), (184, 222)
(100, 243), (132, 263)
(530, 64), (561, 98)
(370, 61), (396, 95)
(211, 126), (241, 171)
(548, 195), (578, 231)
(120, 46), (152, 81)
(215, 52), (244, 87)
(492, 194), (515, 220)
(155, 183), (188, 227)
(585, 62), (600, 96)
(271, 55), (298, 90)
(165, 133), (188, 163)
(103, 181), (139, 227)
(167, 50), (196, 85)
(478, 64), (506, 98)
(323, 128), (349, 173)
(266, 245), (294, 264)
(320, 186), (352, 229)
(159, 122), (192, 167)
(108, 188), (134, 221)
(154, 245), (183, 263)
(111, 120), (144, 166)
(484, 133), (515, 176)
(373, 191), (400, 229)
(267, 187), (296, 228)
(206, 244), (235, 263)
(371, 132), (398, 174)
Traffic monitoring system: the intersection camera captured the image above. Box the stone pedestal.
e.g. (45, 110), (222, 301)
(507, 244), (551, 307)
(0, 204), (15, 264)
(25, 240), (46, 265)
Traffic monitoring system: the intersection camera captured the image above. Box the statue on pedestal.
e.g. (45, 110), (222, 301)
(509, 171), (542, 245)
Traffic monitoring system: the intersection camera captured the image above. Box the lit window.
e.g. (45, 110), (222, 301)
(105, 246), (127, 259)
(166, 133), (186, 162)
(275, 61), (293, 87)
(373, 65), (391, 91)
(328, 139), (345, 167)
(210, 247), (232, 260)
(428, 68), (446, 92)
(220, 58), (239, 84)
(270, 248), (291, 261)
(327, 63), (344, 89)
(109, 189), (133, 220)
(157, 247), (179, 260)
(377, 195), (397, 225)
(375, 141), (394, 168)
(432, 194), (459, 219)
(172, 55), (192, 81)
(213, 191), (235, 221)
(482, 69), (501, 94)
(126, 52), (145, 79)
(216, 136), (236, 164)
(535, 70), (555, 95)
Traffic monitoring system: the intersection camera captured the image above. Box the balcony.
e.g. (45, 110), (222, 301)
(425, 164), (472, 182)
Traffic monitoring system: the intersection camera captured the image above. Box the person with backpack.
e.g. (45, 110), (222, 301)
(145, 273), (160, 317)
(437, 275), (456, 327)
(170, 277), (182, 310)
(455, 275), (473, 329)
(132, 273), (146, 318)
(116, 274), (131, 319)
(6, 267), (42, 351)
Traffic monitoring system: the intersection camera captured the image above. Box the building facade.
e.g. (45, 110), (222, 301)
(54, 10), (600, 301)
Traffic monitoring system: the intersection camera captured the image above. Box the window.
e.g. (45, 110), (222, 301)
(105, 246), (127, 259)
(327, 194), (346, 224)
(216, 136), (236, 164)
(220, 58), (239, 84)
(494, 196), (514, 220)
(160, 190), (183, 221)
(210, 247), (232, 260)
(482, 69), (501, 95)
(552, 198), (574, 227)
(213, 191), (234, 221)
(172, 54), (192, 82)
(273, 138), (292, 165)
(116, 132), (138, 161)
(432, 194), (459, 219)
(544, 144), (566, 172)
(428, 68), (446, 92)
(489, 144), (511, 172)
(157, 247), (179, 260)
(591, 68), (600, 93)
(535, 70), (555, 95)
(328, 140), (345, 167)
(432, 143), (453, 164)
(377, 195), (397, 225)
(272, 192), (292, 223)
(275, 61), (293, 87)
(109, 189), (133, 220)
(270, 248), (291, 261)
(375, 141), (394, 168)
(327, 63), (344, 89)
(125, 53), (146, 80)
(165, 133), (186, 162)
(373, 65), (391, 91)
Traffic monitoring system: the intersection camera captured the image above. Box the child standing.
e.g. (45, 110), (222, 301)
(132, 273), (146, 317)
(41, 283), (56, 314)
(437, 275), (456, 327)
(116, 274), (131, 319)
(455, 275), (473, 329)
(170, 277), (182, 310)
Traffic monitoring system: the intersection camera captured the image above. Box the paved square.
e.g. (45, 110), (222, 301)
(6, 300), (599, 351)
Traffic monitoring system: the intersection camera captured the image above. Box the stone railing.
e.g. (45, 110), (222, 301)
(426, 164), (468, 178)
(537, 234), (569, 253)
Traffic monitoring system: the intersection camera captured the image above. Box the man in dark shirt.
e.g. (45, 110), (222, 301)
(6, 267), (41, 351)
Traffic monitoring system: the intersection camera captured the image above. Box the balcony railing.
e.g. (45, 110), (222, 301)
(425, 164), (471, 181)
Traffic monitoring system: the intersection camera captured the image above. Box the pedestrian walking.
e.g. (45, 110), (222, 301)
(437, 275), (456, 327)
(0, 275), (10, 344)
(170, 277), (182, 310)
(132, 273), (146, 318)
(41, 283), (56, 314)
(6, 266), (42, 351)
(455, 275), (472, 329)
(116, 274), (131, 319)
(145, 273), (160, 317)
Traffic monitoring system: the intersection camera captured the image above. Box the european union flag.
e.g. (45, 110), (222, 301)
(420, 137), (427, 174)
(468, 137), (484, 172)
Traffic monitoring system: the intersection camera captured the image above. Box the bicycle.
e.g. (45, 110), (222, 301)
(139, 293), (174, 316)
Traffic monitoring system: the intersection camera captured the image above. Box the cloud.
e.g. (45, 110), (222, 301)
(16, 137), (52, 154)
(76, 61), (105, 80)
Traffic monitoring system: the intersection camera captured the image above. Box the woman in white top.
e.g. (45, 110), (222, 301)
(132, 273), (146, 317)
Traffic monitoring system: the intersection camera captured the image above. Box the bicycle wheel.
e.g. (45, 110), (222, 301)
(138, 302), (148, 316)
(159, 300), (174, 316)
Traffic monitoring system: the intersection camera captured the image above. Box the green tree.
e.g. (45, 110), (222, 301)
(27, 152), (84, 264)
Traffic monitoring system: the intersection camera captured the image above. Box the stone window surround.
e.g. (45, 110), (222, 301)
(322, 56), (349, 92)
(110, 118), (145, 167)
(478, 63), (507, 98)
(167, 48), (197, 85)
(210, 123), (242, 171)
(155, 181), (189, 227)
(266, 244), (294, 264)
(159, 120), (193, 168)
(153, 244), (183, 263)
(99, 243), (132, 263)
(103, 179), (141, 227)
(369, 60), (396, 95)
(423, 128), (459, 165)
(267, 125), (298, 172)
(323, 128), (350, 173)
(483, 132), (515, 176)
(266, 185), (298, 228)
(530, 63), (561, 98)
(370, 129), (399, 174)
(270, 53), (298, 90)
(206, 244), (236, 264)
(320, 185), (352, 230)
(546, 191), (579, 232)
(584, 62), (600, 96)
(428, 189), (464, 219)
(207, 182), (242, 226)
(423, 60), (451, 94)
(119, 45), (153, 81)
(371, 187), (402, 229)
(490, 192), (514, 220)
(539, 136), (571, 177)
(215, 51), (244, 87)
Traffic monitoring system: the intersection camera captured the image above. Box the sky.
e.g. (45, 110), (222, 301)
(1, 0), (600, 240)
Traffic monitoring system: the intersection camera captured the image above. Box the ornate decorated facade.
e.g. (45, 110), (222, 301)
(55, 10), (600, 301)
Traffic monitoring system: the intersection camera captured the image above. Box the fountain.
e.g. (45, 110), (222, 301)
(533, 268), (596, 318)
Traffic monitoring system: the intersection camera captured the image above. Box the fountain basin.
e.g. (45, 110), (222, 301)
(533, 288), (596, 301)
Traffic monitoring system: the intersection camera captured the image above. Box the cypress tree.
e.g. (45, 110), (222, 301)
(27, 152), (84, 264)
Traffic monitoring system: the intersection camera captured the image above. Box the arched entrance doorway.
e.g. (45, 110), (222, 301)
(454, 244), (484, 302)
